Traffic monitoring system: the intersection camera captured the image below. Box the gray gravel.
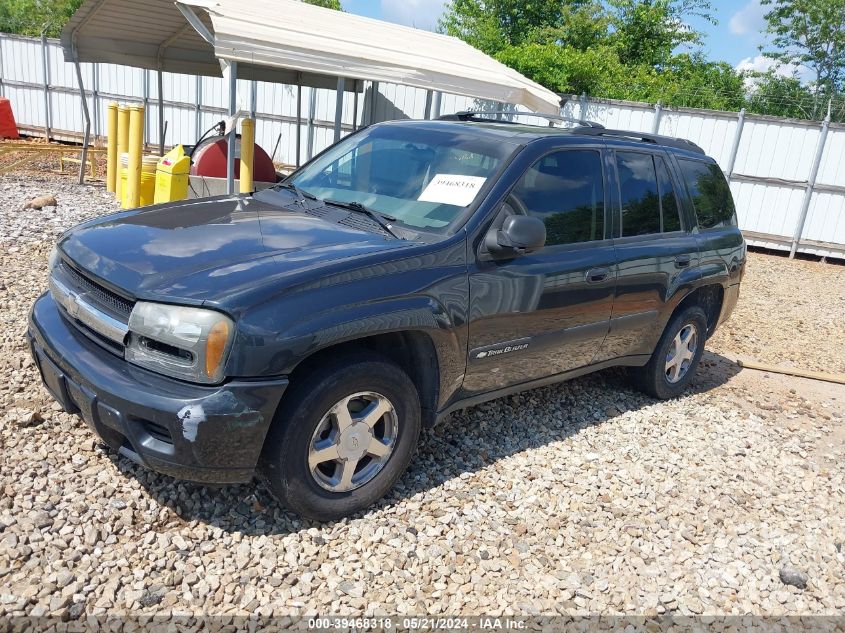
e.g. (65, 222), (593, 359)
(1, 174), (844, 618)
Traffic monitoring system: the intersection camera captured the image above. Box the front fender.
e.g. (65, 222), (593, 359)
(233, 294), (466, 412)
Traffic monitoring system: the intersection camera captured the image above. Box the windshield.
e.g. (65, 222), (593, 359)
(288, 123), (516, 231)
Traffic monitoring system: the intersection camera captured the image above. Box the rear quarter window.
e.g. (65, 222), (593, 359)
(678, 159), (737, 229)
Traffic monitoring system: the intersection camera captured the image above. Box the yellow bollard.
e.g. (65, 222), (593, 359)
(106, 103), (118, 193)
(124, 105), (144, 209)
(239, 118), (255, 194)
(116, 104), (130, 201)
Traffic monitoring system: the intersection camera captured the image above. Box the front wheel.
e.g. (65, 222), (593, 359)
(630, 306), (707, 399)
(260, 353), (421, 521)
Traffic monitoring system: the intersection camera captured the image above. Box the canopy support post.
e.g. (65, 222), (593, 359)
(334, 77), (345, 143)
(226, 60), (238, 195)
(250, 80), (257, 118)
(352, 80), (359, 131)
(40, 29), (52, 140)
(307, 88), (316, 160)
(157, 69), (165, 154)
(295, 76), (302, 167)
(369, 81), (379, 125)
(424, 90), (433, 119)
(432, 91), (442, 119)
(73, 58), (91, 185)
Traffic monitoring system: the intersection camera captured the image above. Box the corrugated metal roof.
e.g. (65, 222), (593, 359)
(61, 0), (561, 113)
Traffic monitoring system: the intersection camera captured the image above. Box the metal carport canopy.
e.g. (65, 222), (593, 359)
(61, 0), (561, 114)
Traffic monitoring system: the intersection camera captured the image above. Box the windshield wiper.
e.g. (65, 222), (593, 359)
(275, 181), (317, 202)
(324, 199), (400, 239)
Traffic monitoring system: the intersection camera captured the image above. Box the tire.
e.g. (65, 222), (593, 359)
(630, 306), (707, 400)
(260, 352), (421, 521)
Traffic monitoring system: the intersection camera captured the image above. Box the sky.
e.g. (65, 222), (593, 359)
(342, 0), (788, 75)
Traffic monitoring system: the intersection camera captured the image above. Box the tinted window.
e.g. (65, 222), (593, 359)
(617, 152), (661, 237)
(508, 150), (604, 246)
(655, 156), (682, 232)
(679, 159), (737, 229)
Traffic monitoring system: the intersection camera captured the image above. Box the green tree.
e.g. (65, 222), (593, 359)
(606, 0), (715, 67)
(304, 0), (344, 9)
(439, 0), (588, 55)
(744, 70), (829, 120)
(761, 0), (845, 95)
(528, 1), (611, 52)
(0, 0), (83, 37)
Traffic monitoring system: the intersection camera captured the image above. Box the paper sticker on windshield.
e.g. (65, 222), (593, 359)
(418, 174), (487, 207)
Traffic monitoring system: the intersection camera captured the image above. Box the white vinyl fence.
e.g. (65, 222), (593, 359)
(1, 33), (843, 259)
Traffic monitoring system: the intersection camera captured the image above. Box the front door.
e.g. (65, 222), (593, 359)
(464, 147), (618, 396)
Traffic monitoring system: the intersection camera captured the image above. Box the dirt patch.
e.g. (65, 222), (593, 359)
(709, 251), (845, 374)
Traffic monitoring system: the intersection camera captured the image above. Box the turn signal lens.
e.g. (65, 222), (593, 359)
(205, 320), (230, 379)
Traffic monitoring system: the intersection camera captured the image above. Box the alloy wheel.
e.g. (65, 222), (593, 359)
(665, 323), (698, 384)
(307, 391), (399, 492)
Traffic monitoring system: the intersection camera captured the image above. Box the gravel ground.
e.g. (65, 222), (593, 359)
(1, 175), (844, 619)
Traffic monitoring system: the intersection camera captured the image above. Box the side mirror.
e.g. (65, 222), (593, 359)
(485, 215), (546, 257)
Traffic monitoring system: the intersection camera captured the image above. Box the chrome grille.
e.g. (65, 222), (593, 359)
(60, 261), (134, 318)
(50, 262), (131, 350)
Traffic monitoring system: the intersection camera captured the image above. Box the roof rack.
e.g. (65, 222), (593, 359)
(439, 110), (605, 129)
(570, 128), (706, 154)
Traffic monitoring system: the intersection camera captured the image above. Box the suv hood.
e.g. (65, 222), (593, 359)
(58, 195), (414, 307)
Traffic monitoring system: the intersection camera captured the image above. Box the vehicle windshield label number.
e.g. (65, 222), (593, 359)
(418, 174), (487, 207)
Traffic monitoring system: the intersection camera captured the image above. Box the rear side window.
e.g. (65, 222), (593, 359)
(617, 152), (661, 237)
(508, 150), (605, 246)
(655, 157), (682, 232)
(678, 159), (737, 229)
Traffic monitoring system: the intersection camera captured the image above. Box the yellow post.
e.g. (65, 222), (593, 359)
(124, 105), (144, 209)
(239, 118), (255, 194)
(116, 104), (130, 201)
(106, 103), (118, 193)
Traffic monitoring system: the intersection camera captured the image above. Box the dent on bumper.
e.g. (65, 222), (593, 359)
(28, 292), (288, 484)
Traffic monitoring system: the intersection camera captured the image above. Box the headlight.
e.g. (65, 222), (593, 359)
(125, 302), (235, 384)
(48, 246), (59, 271)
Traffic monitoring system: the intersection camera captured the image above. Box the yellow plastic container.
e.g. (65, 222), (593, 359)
(154, 145), (191, 204)
(120, 154), (159, 208)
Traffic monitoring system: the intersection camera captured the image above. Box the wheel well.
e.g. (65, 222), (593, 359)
(674, 284), (724, 337)
(285, 332), (440, 426)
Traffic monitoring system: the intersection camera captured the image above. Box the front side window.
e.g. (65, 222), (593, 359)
(678, 159), (737, 229)
(617, 152), (661, 237)
(507, 150), (605, 246)
(289, 124), (515, 231)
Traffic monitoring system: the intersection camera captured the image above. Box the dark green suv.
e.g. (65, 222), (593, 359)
(29, 113), (745, 519)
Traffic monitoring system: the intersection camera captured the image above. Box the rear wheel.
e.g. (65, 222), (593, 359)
(260, 353), (420, 521)
(630, 306), (707, 399)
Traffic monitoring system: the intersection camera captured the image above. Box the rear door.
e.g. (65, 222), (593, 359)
(594, 149), (700, 362)
(463, 145), (618, 396)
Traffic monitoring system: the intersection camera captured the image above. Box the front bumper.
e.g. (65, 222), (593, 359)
(28, 292), (288, 484)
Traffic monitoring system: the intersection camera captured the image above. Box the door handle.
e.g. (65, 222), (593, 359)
(674, 255), (692, 268)
(586, 267), (610, 283)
